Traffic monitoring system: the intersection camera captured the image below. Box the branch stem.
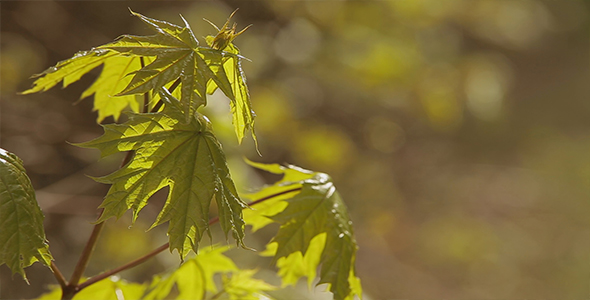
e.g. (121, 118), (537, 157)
(67, 218), (104, 286)
(60, 151), (136, 300)
(50, 261), (67, 289)
(77, 242), (170, 290)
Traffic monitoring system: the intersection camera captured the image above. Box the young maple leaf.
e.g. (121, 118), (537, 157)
(22, 9), (257, 145)
(204, 9), (252, 51)
(76, 89), (248, 258)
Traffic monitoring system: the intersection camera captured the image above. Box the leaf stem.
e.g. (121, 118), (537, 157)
(75, 187), (302, 292)
(140, 57), (149, 113)
(151, 78), (181, 113)
(247, 187), (302, 207)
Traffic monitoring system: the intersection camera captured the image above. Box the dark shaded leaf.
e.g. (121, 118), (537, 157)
(0, 148), (53, 283)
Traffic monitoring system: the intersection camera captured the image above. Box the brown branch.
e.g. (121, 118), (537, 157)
(61, 151), (136, 300)
(62, 213), (104, 299)
(77, 242), (170, 290)
(247, 187), (302, 207)
(75, 186), (302, 292)
(50, 261), (67, 289)
(67, 217), (104, 286)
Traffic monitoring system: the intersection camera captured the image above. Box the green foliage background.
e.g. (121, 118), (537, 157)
(1, 1), (590, 299)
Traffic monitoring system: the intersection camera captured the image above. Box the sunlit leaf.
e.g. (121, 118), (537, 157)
(20, 49), (150, 123)
(80, 55), (146, 122)
(142, 246), (238, 300)
(207, 33), (256, 146)
(242, 160), (313, 232)
(98, 9), (255, 141)
(21, 49), (117, 95)
(225, 55), (257, 147)
(0, 148), (53, 283)
(222, 269), (276, 300)
(23, 10), (256, 143)
(263, 233), (325, 289)
(244, 162), (362, 300)
(242, 160), (315, 232)
(75, 89), (247, 259)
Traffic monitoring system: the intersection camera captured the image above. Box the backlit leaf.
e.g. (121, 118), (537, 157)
(80, 55), (145, 122)
(205, 18), (257, 146)
(221, 269), (276, 300)
(98, 9), (256, 141)
(242, 160), (312, 232)
(244, 162), (362, 300)
(75, 89), (247, 259)
(142, 246), (237, 300)
(21, 49), (116, 95)
(23, 10), (256, 143)
(21, 49), (149, 123)
(0, 148), (53, 283)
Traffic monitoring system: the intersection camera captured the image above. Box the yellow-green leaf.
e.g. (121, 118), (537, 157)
(142, 246), (238, 300)
(222, 269), (276, 300)
(205, 35), (256, 145)
(21, 49), (116, 95)
(80, 55), (145, 122)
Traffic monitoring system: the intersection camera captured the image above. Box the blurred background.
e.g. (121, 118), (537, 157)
(1, 1), (590, 299)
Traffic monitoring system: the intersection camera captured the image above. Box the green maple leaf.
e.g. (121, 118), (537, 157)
(76, 89), (247, 258)
(97, 9), (256, 143)
(22, 10), (256, 144)
(242, 160), (313, 232)
(244, 162), (362, 300)
(0, 148), (53, 283)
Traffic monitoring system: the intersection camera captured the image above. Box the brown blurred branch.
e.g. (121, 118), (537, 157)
(50, 261), (67, 289)
(60, 150), (135, 300)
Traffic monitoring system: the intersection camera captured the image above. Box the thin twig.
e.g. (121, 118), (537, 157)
(77, 242), (170, 290)
(151, 78), (181, 113)
(247, 187), (302, 207)
(67, 215), (104, 287)
(61, 151), (136, 300)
